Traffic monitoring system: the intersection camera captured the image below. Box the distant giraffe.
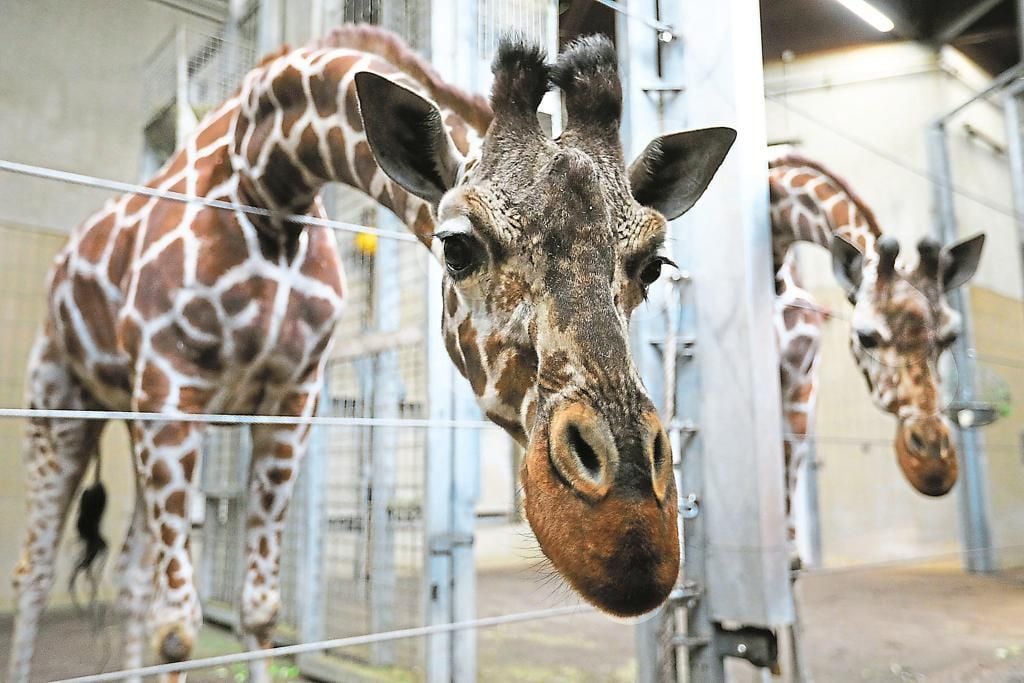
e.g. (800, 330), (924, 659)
(773, 249), (828, 566)
(10, 27), (737, 680)
(769, 154), (985, 526)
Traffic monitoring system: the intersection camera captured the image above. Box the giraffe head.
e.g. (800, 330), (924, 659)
(355, 36), (735, 616)
(832, 231), (985, 496)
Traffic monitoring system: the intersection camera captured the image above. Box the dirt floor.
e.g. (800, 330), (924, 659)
(1, 563), (1023, 682)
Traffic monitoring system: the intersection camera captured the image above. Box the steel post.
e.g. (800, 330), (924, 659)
(370, 214), (401, 664)
(1003, 87), (1024, 299)
(926, 124), (996, 573)
(426, 2), (481, 681)
(257, 0), (282, 55)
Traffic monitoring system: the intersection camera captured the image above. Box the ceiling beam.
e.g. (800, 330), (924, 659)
(932, 0), (1005, 46)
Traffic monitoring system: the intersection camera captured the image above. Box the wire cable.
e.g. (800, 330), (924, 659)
(0, 407), (495, 430)
(50, 604), (594, 682)
(0, 159), (420, 243)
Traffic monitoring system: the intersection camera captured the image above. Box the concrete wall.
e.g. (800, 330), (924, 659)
(765, 42), (1024, 568)
(0, 0), (218, 611)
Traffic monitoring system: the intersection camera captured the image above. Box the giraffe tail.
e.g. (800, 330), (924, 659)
(69, 456), (108, 610)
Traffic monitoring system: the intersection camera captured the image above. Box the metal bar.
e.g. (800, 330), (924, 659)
(257, 0), (282, 55)
(174, 26), (194, 147)
(617, 3), (677, 679)
(369, 217), (400, 665)
(296, 381), (329, 671)
(678, 0), (792, 624)
(1018, 0), (1024, 57)
(0, 159), (420, 241)
(926, 123), (996, 573)
(147, 0), (226, 24)
(424, 254), (455, 683)
(592, 0), (676, 37)
(932, 0), (1004, 45)
(935, 62), (1024, 125)
(1006, 91), (1024, 295)
(1006, 85), (1024, 300)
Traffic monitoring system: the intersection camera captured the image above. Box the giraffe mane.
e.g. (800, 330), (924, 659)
(770, 153), (882, 235)
(313, 24), (494, 134)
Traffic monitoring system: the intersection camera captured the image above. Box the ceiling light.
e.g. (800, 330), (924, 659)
(834, 0), (896, 33)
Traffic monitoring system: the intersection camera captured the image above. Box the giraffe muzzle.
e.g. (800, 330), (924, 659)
(895, 416), (958, 496)
(521, 401), (679, 617)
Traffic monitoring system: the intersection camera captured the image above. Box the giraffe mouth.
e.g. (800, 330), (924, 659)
(894, 420), (958, 497)
(519, 405), (679, 617)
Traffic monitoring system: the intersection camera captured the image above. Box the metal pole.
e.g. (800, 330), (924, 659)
(370, 214), (401, 665)
(926, 123), (996, 573)
(935, 62), (1024, 125)
(1018, 0), (1024, 55)
(616, 3), (678, 681)
(677, 0), (792, 618)
(426, 2), (480, 680)
(1004, 86), (1024, 299)
(296, 381), (329, 672)
(257, 0), (282, 55)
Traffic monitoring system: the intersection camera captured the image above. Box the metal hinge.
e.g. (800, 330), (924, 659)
(428, 533), (474, 555)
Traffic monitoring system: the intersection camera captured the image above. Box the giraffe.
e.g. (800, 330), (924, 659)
(769, 153), (986, 508)
(9, 27), (736, 679)
(355, 34), (736, 618)
(8, 25), (488, 682)
(774, 250), (829, 567)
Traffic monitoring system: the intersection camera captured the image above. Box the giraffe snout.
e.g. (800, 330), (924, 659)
(895, 416), (958, 496)
(520, 401), (679, 617)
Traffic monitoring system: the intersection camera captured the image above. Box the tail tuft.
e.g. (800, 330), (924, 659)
(69, 480), (108, 605)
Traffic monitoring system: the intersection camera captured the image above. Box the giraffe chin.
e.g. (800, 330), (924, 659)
(894, 423), (958, 497)
(520, 428), (680, 618)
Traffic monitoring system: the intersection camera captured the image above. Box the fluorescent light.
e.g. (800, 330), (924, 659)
(834, 0), (896, 33)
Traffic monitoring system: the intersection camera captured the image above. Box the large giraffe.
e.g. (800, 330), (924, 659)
(769, 154), (986, 521)
(9, 27), (736, 679)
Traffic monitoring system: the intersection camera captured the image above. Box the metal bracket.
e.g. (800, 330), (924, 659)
(642, 84), (686, 94)
(668, 580), (702, 608)
(648, 336), (696, 358)
(428, 532), (474, 555)
(715, 625), (780, 672)
(671, 634), (710, 648)
(680, 492), (700, 519)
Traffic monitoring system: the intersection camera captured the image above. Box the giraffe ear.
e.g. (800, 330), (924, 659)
(940, 232), (985, 292)
(830, 234), (864, 297)
(354, 71), (463, 206)
(627, 127), (737, 221)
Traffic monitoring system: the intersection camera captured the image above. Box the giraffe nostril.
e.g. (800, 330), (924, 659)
(652, 431), (668, 473)
(567, 425), (601, 479)
(909, 431), (926, 453)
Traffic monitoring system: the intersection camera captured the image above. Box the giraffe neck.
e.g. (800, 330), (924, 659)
(768, 154), (882, 272)
(230, 37), (487, 244)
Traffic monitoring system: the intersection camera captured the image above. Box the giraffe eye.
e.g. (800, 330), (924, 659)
(439, 234), (481, 279)
(856, 329), (882, 350)
(938, 331), (959, 348)
(639, 256), (675, 288)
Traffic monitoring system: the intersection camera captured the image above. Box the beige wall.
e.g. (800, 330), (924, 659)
(0, 1), (218, 611)
(766, 42), (1024, 568)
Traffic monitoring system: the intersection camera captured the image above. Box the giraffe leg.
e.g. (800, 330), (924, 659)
(129, 417), (204, 669)
(9, 343), (105, 683)
(240, 384), (318, 681)
(114, 476), (155, 681)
